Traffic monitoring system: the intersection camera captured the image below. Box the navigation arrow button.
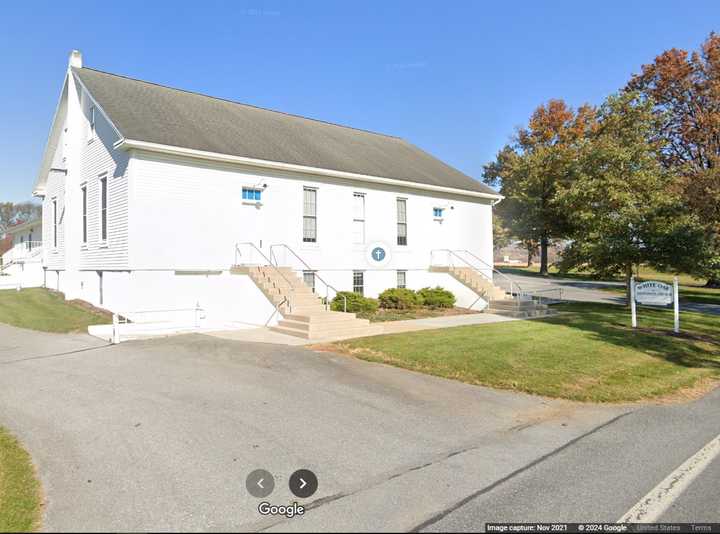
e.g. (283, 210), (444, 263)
(246, 469), (274, 498)
(289, 469), (318, 498)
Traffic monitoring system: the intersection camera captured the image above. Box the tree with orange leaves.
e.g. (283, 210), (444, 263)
(627, 32), (720, 286)
(483, 99), (594, 275)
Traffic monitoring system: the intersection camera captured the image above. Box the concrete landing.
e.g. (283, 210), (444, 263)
(207, 312), (518, 345)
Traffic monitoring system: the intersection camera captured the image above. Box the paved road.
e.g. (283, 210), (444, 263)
(1, 322), (718, 531)
(0, 323), (622, 532)
(506, 272), (720, 315)
(421, 387), (720, 531)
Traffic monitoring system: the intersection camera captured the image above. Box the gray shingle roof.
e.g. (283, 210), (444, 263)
(73, 67), (498, 196)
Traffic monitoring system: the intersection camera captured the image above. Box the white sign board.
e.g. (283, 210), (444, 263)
(635, 281), (674, 306)
(630, 277), (680, 334)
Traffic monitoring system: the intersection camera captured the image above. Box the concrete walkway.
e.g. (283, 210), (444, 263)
(207, 312), (516, 345)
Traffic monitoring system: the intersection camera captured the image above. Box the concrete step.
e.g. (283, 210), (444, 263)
(270, 293), (321, 304)
(489, 300), (547, 310)
(469, 287), (506, 299)
(253, 275), (307, 287)
(259, 283), (314, 295)
(279, 304), (328, 314)
(284, 311), (360, 322)
(486, 309), (532, 318)
(277, 317), (373, 335)
(486, 307), (554, 319)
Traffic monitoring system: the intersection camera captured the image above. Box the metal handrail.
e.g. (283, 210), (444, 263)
(0, 260), (17, 274)
(111, 304), (205, 344)
(520, 287), (565, 302)
(269, 244), (347, 312)
(235, 242), (295, 314)
(455, 249), (525, 296)
(3, 241), (43, 262)
(431, 248), (523, 308)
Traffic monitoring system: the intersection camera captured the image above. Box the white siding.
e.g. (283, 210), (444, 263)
(43, 165), (67, 270)
(129, 151), (494, 284)
(78, 92), (130, 270)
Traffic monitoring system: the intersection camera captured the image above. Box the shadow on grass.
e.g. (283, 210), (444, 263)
(545, 304), (720, 371)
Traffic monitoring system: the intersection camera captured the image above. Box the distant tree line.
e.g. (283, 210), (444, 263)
(486, 32), (720, 295)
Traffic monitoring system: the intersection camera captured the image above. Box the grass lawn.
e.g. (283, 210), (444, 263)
(0, 288), (111, 333)
(0, 427), (41, 532)
(498, 264), (720, 306)
(326, 302), (720, 403)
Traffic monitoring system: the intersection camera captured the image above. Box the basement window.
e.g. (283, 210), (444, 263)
(353, 270), (364, 295)
(303, 271), (316, 293)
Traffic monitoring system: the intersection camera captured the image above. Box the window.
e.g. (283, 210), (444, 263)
(303, 271), (316, 293)
(242, 187), (262, 201)
(52, 199), (58, 248)
(303, 187), (317, 243)
(397, 270), (407, 289)
(397, 198), (407, 246)
(81, 185), (88, 244)
(100, 176), (108, 242)
(352, 193), (365, 244)
(433, 207), (444, 218)
(353, 271), (364, 295)
(89, 106), (96, 140)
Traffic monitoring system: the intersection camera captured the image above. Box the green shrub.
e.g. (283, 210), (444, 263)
(331, 292), (379, 314)
(417, 286), (456, 308)
(378, 288), (421, 309)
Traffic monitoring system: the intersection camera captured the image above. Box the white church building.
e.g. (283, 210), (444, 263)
(29, 51), (540, 339)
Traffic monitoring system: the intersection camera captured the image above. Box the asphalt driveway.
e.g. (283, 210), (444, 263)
(0, 323), (625, 532)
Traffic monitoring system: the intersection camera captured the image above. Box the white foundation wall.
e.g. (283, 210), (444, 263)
(0, 263), (44, 290)
(68, 268), (277, 327)
(3, 262), (46, 289)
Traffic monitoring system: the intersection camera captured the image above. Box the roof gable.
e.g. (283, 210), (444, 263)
(72, 67), (498, 197)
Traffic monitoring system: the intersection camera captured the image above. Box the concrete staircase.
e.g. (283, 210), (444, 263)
(431, 266), (553, 318)
(231, 265), (383, 340)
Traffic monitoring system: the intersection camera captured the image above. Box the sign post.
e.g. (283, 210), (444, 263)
(673, 276), (680, 334)
(630, 276), (637, 329)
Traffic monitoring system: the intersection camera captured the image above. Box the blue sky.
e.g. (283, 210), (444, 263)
(1, 0), (718, 202)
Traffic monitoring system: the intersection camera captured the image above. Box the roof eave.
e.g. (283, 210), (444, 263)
(115, 138), (503, 201)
